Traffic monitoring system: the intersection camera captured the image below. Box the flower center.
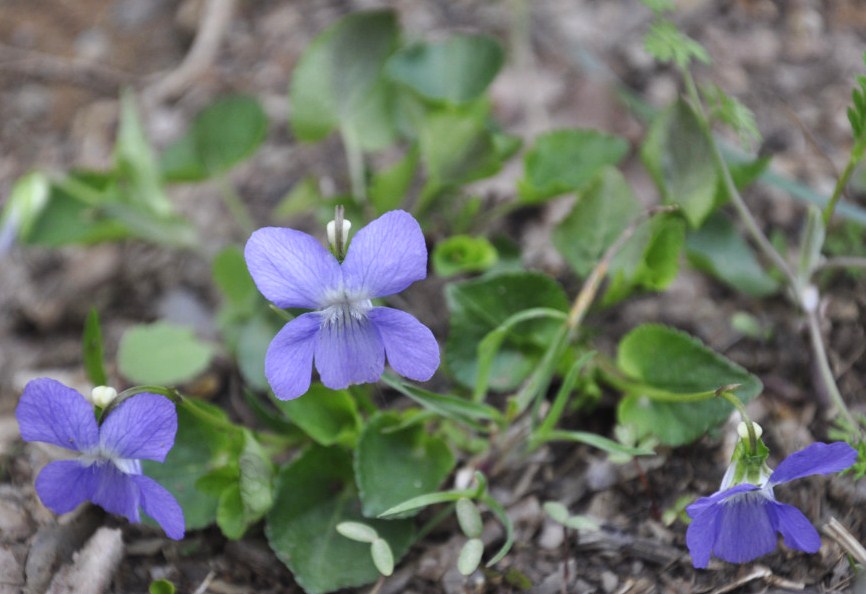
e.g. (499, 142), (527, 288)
(80, 448), (142, 475)
(320, 290), (373, 330)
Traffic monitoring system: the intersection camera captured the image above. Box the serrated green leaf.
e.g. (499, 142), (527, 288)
(274, 384), (361, 446)
(614, 324), (763, 445)
(82, 309), (108, 387)
(386, 34), (504, 105)
(702, 83), (761, 147)
(642, 99), (718, 228)
(445, 272), (569, 391)
(355, 412), (455, 518)
(117, 321), (214, 385)
(161, 95), (268, 182)
(289, 10), (399, 152)
(552, 167), (642, 277)
(644, 20), (710, 69)
(518, 129), (629, 204)
(433, 235), (498, 277)
(686, 212), (778, 297)
(603, 213), (685, 304)
(266, 445), (414, 594)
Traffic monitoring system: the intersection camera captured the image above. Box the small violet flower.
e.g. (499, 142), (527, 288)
(245, 210), (440, 400)
(16, 378), (185, 540)
(686, 435), (856, 568)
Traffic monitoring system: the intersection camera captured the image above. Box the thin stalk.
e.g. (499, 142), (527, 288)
(681, 69), (799, 291)
(342, 125), (366, 202)
(716, 388), (757, 454)
(218, 175), (255, 236)
(681, 67), (859, 435)
(822, 154), (859, 225)
(817, 256), (866, 271)
(805, 307), (858, 431)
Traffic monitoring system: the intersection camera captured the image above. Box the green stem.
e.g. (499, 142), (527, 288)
(681, 67), (860, 436)
(822, 152), (859, 225)
(805, 307), (858, 432)
(342, 125), (366, 202)
(218, 175), (255, 236)
(681, 69), (799, 292)
(716, 389), (757, 454)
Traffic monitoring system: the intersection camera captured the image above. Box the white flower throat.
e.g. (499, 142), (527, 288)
(320, 289), (373, 329)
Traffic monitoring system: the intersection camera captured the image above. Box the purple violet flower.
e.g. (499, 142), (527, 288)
(16, 378), (185, 540)
(245, 209), (440, 400)
(686, 441), (856, 568)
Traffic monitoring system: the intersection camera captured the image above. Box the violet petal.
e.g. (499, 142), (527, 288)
(712, 492), (777, 563)
(341, 210), (427, 298)
(265, 313), (321, 400)
(34, 460), (99, 514)
(16, 378), (98, 453)
(769, 442), (857, 486)
(245, 227), (341, 309)
(315, 315), (384, 390)
(767, 501), (821, 553)
(99, 393), (177, 462)
(90, 464), (141, 523)
(132, 474), (185, 540)
(368, 306), (439, 382)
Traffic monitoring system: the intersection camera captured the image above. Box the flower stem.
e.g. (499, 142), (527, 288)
(342, 125), (366, 202)
(218, 175), (256, 236)
(680, 67), (860, 436)
(822, 153), (859, 225)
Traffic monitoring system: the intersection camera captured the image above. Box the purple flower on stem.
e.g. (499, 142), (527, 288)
(686, 441), (856, 568)
(245, 210), (440, 400)
(16, 378), (185, 540)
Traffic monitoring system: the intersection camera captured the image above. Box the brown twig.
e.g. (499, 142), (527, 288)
(143, 0), (236, 103)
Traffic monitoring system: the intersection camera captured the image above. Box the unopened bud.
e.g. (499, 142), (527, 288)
(327, 219), (351, 248)
(736, 421), (763, 440)
(89, 386), (118, 408)
(801, 284), (819, 313)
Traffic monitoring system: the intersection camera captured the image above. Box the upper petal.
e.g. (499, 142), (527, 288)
(767, 501), (821, 553)
(686, 505), (722, 569)
(132, 474), (185, 540)
(245, 227), (341, 308)
(712, 492), (777, 563)
(340, 210), (427, 298)
(99, 393), (177, 462)
(315, 315), (384, 390)
(769, 442), (857, 486)
(368, 307), (439, 382)
(91, 463), (141, 522)
(16, 378), (98, 452)
(34, 460), (99, 514)
(265, 313), (321, 400)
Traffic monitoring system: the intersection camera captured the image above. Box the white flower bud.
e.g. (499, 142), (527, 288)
(736, 421), (763, 440)
(89, 386), (118, 408)
(801, 284), (819, 313)
(327, 219), (351, 248)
